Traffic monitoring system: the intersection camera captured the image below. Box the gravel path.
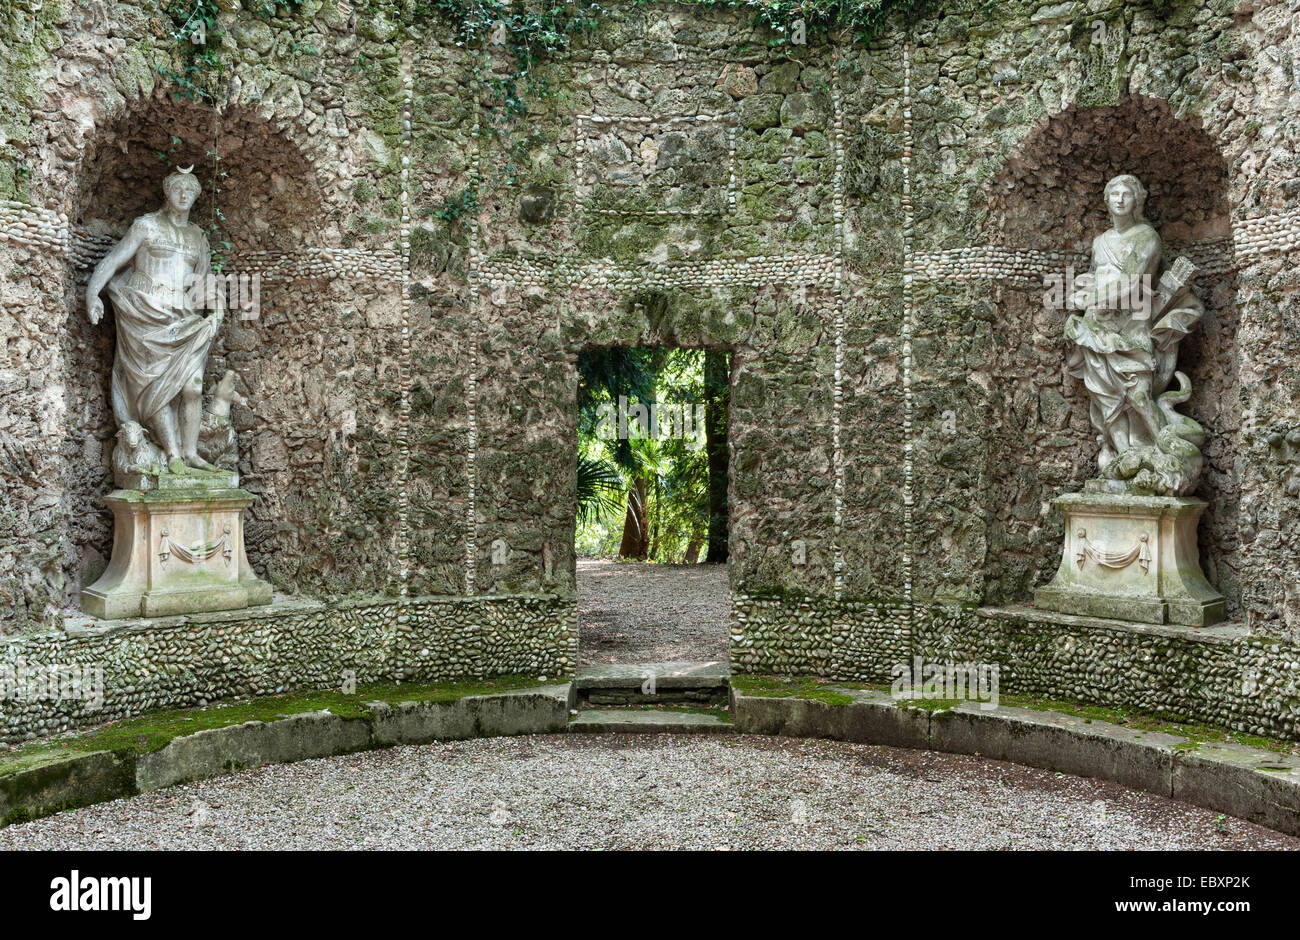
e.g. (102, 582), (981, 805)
(578, 558), (730, 665)
(2, 734), (1294, 850)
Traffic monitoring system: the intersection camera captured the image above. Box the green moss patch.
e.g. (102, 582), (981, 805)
(732, 676), (1300, 754)
(731, 675), (854, 706)
(594, 703), (734, 721)
(0, 675), (554, 774)
(991, 692), (1299, 756)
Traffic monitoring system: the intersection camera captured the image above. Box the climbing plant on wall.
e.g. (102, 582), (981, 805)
(417, 0), (943, 222)
(413, 0), (609, 220)
(150, 0), (307, 268)
(710, 0), (939, 45)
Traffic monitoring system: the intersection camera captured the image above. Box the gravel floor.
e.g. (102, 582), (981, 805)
(2, 734), (1294, 851)
(578, 558), (730, 665)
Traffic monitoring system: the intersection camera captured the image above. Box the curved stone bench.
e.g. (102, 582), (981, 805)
(730, 686), (1300, 837)
(4, 681), (1298, 838)
(1, 684), (573, 826)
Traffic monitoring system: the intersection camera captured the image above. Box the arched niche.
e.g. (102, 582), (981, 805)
(985, 95), (1230, 249)
(974, 95), (1241, 614)
(60, 92), (330, 605)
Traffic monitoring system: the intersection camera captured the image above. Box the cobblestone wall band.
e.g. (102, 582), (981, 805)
(5, 0), (1300, 743)
(0, 594), (576, 745)
(731, 596), (1300, 741)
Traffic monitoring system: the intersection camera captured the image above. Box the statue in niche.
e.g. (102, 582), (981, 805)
(86, 167), (242, 486)
(1064, 173), (1206, 496)
(197, 370), (246, 469)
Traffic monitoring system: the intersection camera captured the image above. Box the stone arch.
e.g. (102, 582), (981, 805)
(973, 95), (1240, 613)
(984, 95), (1231, 249)
(30, 47), (357, 222)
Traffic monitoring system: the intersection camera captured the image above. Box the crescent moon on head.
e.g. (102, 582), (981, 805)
(177, 165), (195, 174)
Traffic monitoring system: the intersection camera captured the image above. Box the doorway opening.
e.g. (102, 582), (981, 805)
(574, 346), (732, 666)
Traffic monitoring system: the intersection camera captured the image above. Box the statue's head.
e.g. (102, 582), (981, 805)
(162, 167), (202, 212)
(1104, 174), (1147, 223)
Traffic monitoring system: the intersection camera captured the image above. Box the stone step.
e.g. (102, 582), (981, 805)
(568, 709), (735, 734)
(574, 661), (730, 707)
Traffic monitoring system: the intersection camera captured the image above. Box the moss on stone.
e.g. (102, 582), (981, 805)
(731, 675), (854, 706)
(0, 675), (556, 771)
(732, 676), (1300, 754)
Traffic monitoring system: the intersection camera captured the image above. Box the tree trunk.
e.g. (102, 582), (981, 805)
(683, 534), (703, 564)
(648, 478), (659, 561)
(618, 477), (649, 560)
(704, 350), (729, 563)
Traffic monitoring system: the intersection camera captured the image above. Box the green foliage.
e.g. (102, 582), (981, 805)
(416, 0), (609, 223)
(577, 454), (625, 525)
(576, 348), (727, 563)
(436, 184), (481, 222)
(155, 0), (306, 102)
(699, 0), (941, 46)
(155, 0), (224, 102)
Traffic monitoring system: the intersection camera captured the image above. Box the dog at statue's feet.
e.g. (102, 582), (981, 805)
(197, 371), (247, 469)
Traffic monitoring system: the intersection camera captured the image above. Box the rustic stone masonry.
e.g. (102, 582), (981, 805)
(0, 594), (575, 744)
(733, 595), (1300, 739)
(3, 0), (1300, 741)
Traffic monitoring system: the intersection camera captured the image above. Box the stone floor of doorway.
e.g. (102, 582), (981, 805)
(576, 557), (730, 667)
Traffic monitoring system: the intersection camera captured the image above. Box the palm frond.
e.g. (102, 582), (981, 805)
(576, 455), (624, 525)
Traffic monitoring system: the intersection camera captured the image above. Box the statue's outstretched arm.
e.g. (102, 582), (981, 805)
(85, 223), (146, 325)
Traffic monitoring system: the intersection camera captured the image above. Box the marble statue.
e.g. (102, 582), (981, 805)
(1036, 173), (1224, 627)
(86, 167), (224, 484)
(81, 167), (271, 619)
(197, 370), (245, 469)
(1064, 173), (1205, 496)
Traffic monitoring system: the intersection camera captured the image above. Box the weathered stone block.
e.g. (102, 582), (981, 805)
(1034, 492), (1226, 626)
(0, 751), (134, 825)
(931, 702), (1178, 795)
(1172, 742), (1300, 837)
(134, 711), (371, 791)
(731, 689), (930, 748)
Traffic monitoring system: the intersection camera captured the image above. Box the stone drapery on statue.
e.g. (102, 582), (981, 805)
(81, 167), (271, 619)
(1063, 174), (1205, 496)
(105, 221), (220, 435)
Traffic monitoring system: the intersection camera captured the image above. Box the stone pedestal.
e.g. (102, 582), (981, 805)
(1034, 490), (1225, 627)
(82, 473), (272, 620)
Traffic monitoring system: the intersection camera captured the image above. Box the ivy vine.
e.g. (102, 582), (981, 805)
(413, 0), (608, 221)
(143, 0), (942, 228)
(715, 0), (939, 46)
(150, 0), (305, 268)
(416, 0), (942, 222)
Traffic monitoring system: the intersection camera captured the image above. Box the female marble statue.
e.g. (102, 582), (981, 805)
(86, 168), (223, 476)
(1064, 174), (1206, 496)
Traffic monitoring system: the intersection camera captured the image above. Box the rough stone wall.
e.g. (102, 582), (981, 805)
(3, 0), (1300, 739)
(730, 599), (1300, 740)
(435, 9), (850, 603)
(0, 594), (575, 743)
(902, 3), (1245, 615)
(3, 0), (419, 628)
